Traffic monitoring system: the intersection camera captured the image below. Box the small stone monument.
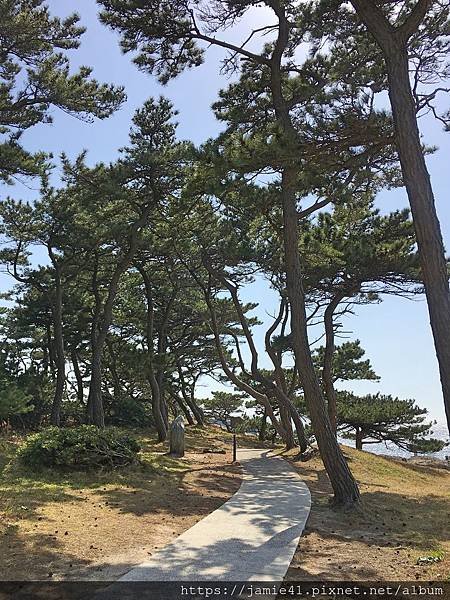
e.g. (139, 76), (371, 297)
(169, 415), (185, 457)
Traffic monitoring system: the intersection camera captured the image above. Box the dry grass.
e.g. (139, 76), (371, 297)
(0, 426), (242, 580)
(279, 445), (450, 582)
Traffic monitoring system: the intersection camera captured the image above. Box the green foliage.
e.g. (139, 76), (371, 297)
(201, 391), (245, 432)
(0, 379), (33, 421)
(0, 0), (125, 182)
(99, 0), (204, 84)
(233, 416), (258, 435)
(0, 360), (33, 421)
(106, 396), (153, 428)
(314, 340), (380, 383)
(338, 392), (447, 454)
(18, 426), (140, 470)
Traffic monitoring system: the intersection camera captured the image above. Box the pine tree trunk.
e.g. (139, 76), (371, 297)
(276, 395), (295, 449)
(349, 0), (450, 437)
(355, 428), (363, 451)
(148, 370), (167, 441)
(268, 2), (360, 504)
(282, 169), (360, 505)
(177, 366), (205, 425)
(157, 366), (169, 431)
(50, 268), (65, 426)
(185, 395), (204, 426)
(87, 344), (105, 427)
(386, 47), (450, 435)
(259, 407), (268, 441)
(138, 265), (168, 441)
(322, 296), (342, 435)
(71, 350), (84, 404)
(174, 393), (195, 425)
(289, 403), (309, 453)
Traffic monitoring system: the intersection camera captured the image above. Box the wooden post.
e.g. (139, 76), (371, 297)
(169, 415), (185, 457)
(232, 433), (237, 463)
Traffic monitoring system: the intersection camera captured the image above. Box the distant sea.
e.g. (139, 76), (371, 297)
(340, 422), (450, 461)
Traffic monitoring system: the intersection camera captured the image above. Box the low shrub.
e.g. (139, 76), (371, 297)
(106, 396), (153, 428)
(18, 425), (141, 470)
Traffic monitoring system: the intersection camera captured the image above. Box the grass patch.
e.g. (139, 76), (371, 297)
(281, 445), (450, 581)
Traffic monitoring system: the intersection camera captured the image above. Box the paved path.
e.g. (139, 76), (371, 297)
(120, 448), (311, 581)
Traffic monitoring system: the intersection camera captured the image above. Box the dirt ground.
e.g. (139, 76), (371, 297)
(0, 427), (242, 580)
(280, 446), (450, 582)
(3, 430), (448, 583)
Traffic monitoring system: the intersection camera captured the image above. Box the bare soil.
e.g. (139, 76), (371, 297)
(0, 428), (242, 580)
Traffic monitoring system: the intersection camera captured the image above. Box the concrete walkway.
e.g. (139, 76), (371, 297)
(120, 448), (311, 581)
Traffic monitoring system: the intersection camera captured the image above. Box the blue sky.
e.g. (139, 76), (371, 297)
(1, 1), (449, 422)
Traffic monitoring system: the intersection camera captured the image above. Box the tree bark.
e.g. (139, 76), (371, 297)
(177, 364), (205, 425)
(50, 263), (65, 426)
(259, 407), (268, 441)
(201, 286), (288, 442)
(46, 323), (56, 376)
(137, 265), (168, 441)
(218, 273), (297, 450)
(71, 349), (84, 404)
(86, 203), (154, 427)
(280, 170), (360, 504)
(171, 391), (195, 425)
(322, 295), (344, 435)
(268, 0), (360, 504)
(289, 402), (309, 453)
(278, 399), (296, 449)
(87, 344), (105, 427)
(155, 290), (177, 432)
(156, 333), (169, 431)
(355, 427), (363, 451)
(264, 300), (309, 452)
(387, 49), (450, 436)
(350, 0), (450, 436)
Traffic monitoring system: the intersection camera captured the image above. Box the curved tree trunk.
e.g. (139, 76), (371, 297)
(157, 363), (169, 431)
(387, 49), (450, 436)
(175, 395), (195, 425)
(177, 365), (205, 425)
(268, 0), (360, 505)
(202, 290), (289, 443)
(350, 0), (450, 437)
(185, 395), (204, 426)
(86, 201), (153, 427)
(281, 168), (360, 505)
(148, 370), (167, 441)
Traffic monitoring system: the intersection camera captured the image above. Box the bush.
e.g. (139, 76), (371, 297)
(18, 426), (141, 470)
(106, 396), (153, 428)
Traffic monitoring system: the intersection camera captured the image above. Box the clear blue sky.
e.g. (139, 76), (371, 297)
(1, 1), (449, 422)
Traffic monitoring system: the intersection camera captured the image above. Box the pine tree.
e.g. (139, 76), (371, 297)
(0, 0), (125, 183)
(337, 391), (447, 454)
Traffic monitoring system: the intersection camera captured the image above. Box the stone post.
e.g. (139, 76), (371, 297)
(169, 415), (185, 457)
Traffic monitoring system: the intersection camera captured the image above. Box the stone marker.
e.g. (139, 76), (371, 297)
(169, 415), (185, 457)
